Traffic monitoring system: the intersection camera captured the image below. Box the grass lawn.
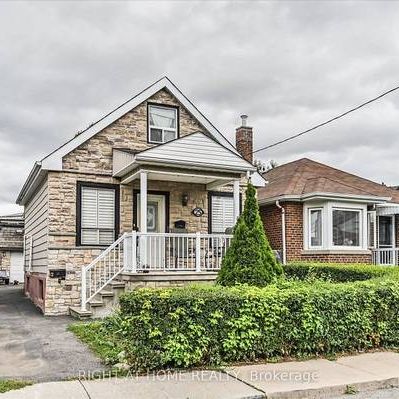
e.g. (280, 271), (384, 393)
(0, 380), (32, 393)
(68, 321), (123, 365)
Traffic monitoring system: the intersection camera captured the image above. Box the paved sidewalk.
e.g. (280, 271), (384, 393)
(1, 351), (399, 398)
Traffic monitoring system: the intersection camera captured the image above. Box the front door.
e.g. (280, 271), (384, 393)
(136, 193), (166, 269)
(378, 215), (395, 264)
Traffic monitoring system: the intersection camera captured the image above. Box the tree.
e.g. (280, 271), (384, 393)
(253, 159), (279, 174)
(217, 181), (283, 287)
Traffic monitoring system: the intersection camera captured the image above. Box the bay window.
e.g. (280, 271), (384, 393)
(332, 209), (360, 247)
(309, 208), (322, 247)
(305, 202), (366, 250)
(77, 183), (119, 246)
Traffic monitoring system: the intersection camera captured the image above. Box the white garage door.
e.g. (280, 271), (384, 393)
(10, 252), (24, 283)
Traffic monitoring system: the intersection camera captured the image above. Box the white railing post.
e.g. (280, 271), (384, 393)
(195, 232), (201, 272)
(81, 266), (87, 311)
(124, 233), (132, 271)
(132, 231), (137, 273)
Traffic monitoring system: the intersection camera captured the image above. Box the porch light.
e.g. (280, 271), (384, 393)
(182, 193), (189, 206)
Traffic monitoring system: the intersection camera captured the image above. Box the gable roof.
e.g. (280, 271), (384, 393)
(114, 131), (256, 177)
(41, 76), (237, 171)
(257, 158), (399, 204)
(17, 77), (247, 205)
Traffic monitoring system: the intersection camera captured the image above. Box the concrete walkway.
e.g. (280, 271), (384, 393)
(0, 286), (106, 381)
(2, 351), (399, 398)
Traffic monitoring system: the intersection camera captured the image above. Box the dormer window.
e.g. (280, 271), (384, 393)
(148, 104), (178, 143)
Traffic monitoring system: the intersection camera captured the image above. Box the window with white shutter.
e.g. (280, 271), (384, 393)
(210, 194), (235, 233)
(79, 185), (118, 245)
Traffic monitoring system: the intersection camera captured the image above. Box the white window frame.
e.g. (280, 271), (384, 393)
(148, 104), (178, 144)
(303, 201), (367, 251)
(331, 206), (363, 250)
(308, 207), (323, 249)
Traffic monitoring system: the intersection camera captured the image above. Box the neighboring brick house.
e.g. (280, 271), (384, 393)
(16, 77), (264, 316)
(0, 213), (24, 283)
(258, 158), (399, 265)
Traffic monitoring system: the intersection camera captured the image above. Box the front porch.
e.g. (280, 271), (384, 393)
(371, 203), (399, 266)
(77, 132), (259, 313)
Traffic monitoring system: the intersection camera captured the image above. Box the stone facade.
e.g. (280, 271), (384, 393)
(33, 88), (236, 315)
(62, 89), (206, 173)
(260, 202), (372, 264)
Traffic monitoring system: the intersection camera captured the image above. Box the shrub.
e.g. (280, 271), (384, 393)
(284, 262), (397, 282)
(114, 279), (399, 371)
(217, 182), (283, 287)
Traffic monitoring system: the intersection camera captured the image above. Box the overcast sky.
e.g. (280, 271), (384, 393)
(1, 1), (399, 214)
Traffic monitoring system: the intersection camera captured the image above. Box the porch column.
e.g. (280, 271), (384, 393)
(233, 179), (240, 222)
(140, 171), (147, 233)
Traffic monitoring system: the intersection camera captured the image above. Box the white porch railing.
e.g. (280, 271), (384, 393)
(81, 232), (233, 311)
(372, 248), (399, 266)
(81, 233), (127, 311)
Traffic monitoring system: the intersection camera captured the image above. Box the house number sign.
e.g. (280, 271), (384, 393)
(192, 207), (204, 217)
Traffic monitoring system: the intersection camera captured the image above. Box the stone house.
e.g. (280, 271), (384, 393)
(0, 213), (24, 283)
(258, 158), (399, 265)
(16, 77), (264, 316)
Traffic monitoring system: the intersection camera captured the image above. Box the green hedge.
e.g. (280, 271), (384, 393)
(114, 279), (399, 371)
(283, 262), (397, 282)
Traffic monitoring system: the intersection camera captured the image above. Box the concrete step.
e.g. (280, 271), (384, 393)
(88, 299), (104, 307)
(69, 306), (93, 320)
(108, 281), (126, 289)
(99, 290), (114, 297)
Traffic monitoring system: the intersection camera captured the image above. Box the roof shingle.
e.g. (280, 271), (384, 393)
(258, 158), (399, 203)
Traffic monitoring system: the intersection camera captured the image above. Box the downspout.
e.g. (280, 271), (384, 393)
(275, 200), (286, 265)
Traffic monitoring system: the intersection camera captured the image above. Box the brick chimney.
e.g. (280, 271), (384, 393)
(235, 115), (253, 163)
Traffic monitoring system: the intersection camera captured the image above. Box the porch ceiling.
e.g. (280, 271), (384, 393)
(119, 165), (241, 186)
(376, 203), (399, 216)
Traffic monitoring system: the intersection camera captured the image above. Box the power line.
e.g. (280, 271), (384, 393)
(253, 84), (399, 154)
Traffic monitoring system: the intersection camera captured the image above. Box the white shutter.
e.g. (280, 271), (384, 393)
(211, 195), (234, 233)
(81, 186), (115, 245)
(81, 188), (98, 228)
(98, 189), (115, 229)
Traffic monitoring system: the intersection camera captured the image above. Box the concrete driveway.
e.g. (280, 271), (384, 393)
(0, 286), (107, 382)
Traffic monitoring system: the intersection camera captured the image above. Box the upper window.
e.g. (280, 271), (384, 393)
(79, 185), (118, 246)
(332, 209), (360, 247)
(148, 105), (178, 143)
(309, 208), (322, 247)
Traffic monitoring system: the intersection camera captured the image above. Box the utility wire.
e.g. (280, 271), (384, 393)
(253, 85), (399, 154)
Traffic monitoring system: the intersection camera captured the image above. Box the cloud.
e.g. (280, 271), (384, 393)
(1, 0), (399, 214)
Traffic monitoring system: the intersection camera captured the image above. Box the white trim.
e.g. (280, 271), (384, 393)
(303, 201), (368, 251)
(308, 207), (323, 249)
(259, 192), (391, 206)
(148, 104), (178, 144)
(40, 77), (237, 171)
(121, 168), (238, 185)
(233, 179), (240, 222)
(140, 171), (148, 234)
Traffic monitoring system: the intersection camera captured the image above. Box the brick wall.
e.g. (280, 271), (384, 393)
(259, 204), (282, 251)
(260, 201), (372, 264)
(235, 126), (253, 163)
